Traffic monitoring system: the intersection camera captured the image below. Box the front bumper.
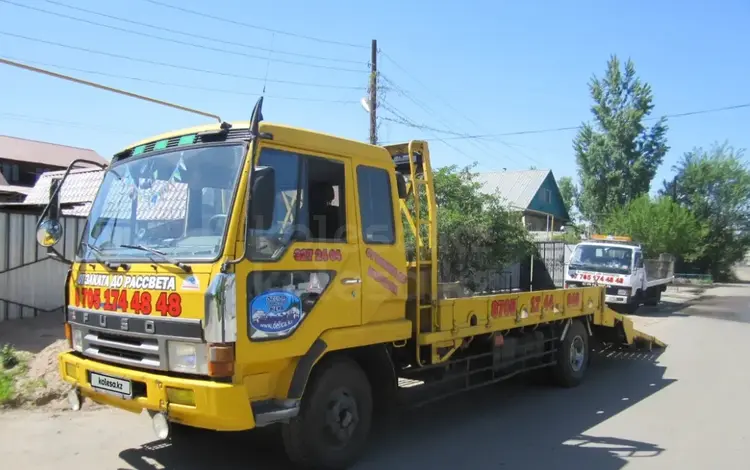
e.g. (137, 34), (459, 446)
(605, 294), (630, 304)
(59, 351), (255, 431)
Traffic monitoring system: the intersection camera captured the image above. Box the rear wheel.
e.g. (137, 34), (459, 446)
(643, 288), (661, 306)
(552, 320), (589, 388)
(282, 357), (373, 470)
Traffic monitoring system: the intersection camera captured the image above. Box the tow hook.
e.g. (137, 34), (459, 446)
(67, 387), (82, 411)
(148, 410), (171, 440)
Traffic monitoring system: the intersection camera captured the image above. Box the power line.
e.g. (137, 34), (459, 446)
(394, 102), (750, 141)
(40, 0), (361, 65)
(379, 56), (536, 165)
(0, 30), (363, 90)
(143, 0), (368, 49)
(0, 112), (144, 136)
(378, 101), (477, 162)
(380, 74), (530, 166)
(0, 55), (358, 104)
(1, 0), (364, 73)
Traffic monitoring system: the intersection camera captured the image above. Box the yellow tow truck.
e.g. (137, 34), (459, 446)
(27, 68), (665, 469)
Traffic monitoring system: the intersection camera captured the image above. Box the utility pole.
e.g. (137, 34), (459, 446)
(369, 39), (377, 145)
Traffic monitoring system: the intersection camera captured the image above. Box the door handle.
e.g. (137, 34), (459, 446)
(341, 278), (362, 285)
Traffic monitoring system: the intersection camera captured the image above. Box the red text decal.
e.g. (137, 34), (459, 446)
(293, 248), (343, 262)
(74, 287), (182, 317)
(566, 292), (581, 307)
(491, 298), (518, 318)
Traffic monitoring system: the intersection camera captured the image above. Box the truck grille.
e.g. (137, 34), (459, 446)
(84, 330), (162, 369)
(67, 308), (204, 372)
(606, 286), (630, 296)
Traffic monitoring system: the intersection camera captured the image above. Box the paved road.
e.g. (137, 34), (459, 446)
(2, 285), (750, 470)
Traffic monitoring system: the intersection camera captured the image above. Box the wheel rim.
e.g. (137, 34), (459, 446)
(569, 335), (585, 372)
(322, 387), (359, 448)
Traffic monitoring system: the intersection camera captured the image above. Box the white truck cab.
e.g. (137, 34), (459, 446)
(564, 235), (674, 313)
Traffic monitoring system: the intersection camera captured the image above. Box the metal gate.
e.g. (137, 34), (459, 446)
(534, 241), (567, 288)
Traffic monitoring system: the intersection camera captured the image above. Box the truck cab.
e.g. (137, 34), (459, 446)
(564, 235), (671, 313)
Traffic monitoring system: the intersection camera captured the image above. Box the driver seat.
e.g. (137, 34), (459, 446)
(308, 183), (339, 240)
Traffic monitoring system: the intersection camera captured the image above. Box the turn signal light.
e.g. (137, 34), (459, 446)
(64, 323), (72, 349)
(207, 343), (235, 378)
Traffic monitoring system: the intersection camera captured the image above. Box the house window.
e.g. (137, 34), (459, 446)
(542, 188), (552, 204)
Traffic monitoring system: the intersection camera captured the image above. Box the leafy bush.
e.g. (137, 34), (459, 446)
(405, 164), (535, 291)
(1, 344), (18, 370)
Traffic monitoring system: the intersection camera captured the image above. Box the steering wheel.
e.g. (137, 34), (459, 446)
(208, 214), (227, 235)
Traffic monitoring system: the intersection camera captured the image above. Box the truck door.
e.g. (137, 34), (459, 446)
(354, 164), (408, 325)
(236, 145), (362, 353)
(633, 251), (645, 291)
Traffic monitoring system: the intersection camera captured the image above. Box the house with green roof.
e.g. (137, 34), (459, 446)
(476, 169), (571, 238)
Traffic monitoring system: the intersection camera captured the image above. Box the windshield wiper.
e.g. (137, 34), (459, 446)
(84, 243), (130, 271)
(119, 244), (192, 273)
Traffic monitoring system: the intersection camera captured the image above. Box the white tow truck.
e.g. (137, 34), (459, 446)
(564, 235), (675, 313)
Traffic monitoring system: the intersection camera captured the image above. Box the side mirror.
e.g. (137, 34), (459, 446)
(36, 178), (64, 248)
(36, 219), (63, 247)
(396, 172), (408, 199)
(248, 166), (276, 231)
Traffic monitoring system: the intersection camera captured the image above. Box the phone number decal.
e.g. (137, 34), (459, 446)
(73, 288), (183, 317)
(293, 248), (343, 262)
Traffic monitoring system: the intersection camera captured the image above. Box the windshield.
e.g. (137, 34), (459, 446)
(78, 143), (245, 262)
(570, 244), (633, 275)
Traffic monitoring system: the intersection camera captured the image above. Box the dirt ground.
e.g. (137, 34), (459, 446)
(0, 313), (87, 410)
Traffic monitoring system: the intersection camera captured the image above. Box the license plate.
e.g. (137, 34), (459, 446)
(90, 372), (132, 398)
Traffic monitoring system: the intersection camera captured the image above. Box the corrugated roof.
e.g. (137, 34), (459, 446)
(0, 184), (31, 195)
(0, 135), (108, 167)
(23, 168), (104, 205)
(476, 169), (550, 210)
(21, 167), (187, 220)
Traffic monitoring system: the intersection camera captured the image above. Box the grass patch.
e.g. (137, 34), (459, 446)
(0, 344), (32, 407)
(0, 370), (13, 404)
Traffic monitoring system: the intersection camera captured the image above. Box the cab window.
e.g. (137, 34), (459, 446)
(248, 147), (347, 261)
(357, 166), (395, 244)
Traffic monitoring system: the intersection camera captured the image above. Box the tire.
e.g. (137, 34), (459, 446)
(282, 357), (373, 470)
(643, 288), (661, 306)
(551, 319), (590, 388)
(622, 290), (641, 314)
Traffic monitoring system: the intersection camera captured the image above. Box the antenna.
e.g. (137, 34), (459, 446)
(0, 57), (230, 127)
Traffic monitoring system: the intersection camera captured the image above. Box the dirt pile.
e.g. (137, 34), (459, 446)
(18, 339), (71, 408)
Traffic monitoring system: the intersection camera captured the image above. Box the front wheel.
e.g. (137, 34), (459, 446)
(551, 319), (590, 388)
(282, 357), (373, 470)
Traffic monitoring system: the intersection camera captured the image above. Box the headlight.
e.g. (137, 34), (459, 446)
(617, 289), (629, 296)
(72, 328), (83, 352)
(167, 341), (208, 375)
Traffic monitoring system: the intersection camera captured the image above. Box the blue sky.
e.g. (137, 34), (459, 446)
(1, 0), (748, 194)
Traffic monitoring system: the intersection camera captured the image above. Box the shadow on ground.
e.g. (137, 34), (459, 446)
(635, 300), (692, 318)
(0, 311), (65, 353)
(118, 351), (674, 470)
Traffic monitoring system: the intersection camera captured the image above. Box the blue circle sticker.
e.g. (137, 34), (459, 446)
(250, 291), (303, 334)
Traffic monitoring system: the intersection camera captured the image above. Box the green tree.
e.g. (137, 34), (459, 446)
(661, 142), (750, 279)
(573, 55), (669, 225)
(557, 176), (576, 217)
(602, 195), (704, 261)
(406, 164), (535, 291)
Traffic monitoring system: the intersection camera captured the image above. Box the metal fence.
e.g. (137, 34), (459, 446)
(0, 210), (86, 322)
(533, 241), (572, 288)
